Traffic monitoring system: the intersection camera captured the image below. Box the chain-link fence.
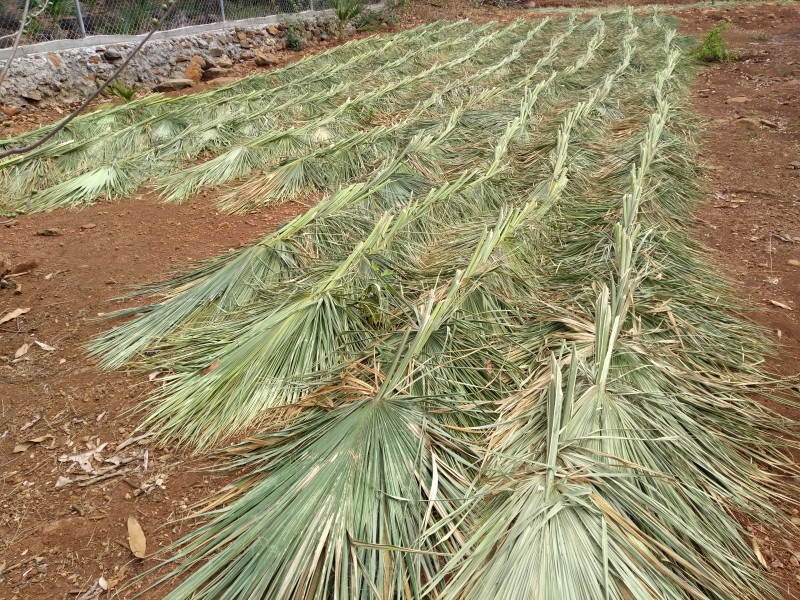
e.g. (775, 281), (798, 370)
(0, 0), (329, 47)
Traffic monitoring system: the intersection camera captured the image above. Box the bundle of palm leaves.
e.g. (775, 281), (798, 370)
(8, 10), (798, 599)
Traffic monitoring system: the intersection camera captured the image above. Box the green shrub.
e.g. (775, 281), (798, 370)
(331, 0), (364, 38)
(355, 9), (385, 31)
(286, 27), (303, 51)
(692, 23), (731, 61)
(43, 0), (69, 20)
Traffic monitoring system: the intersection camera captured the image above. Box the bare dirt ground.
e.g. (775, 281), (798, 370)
(1, 2), (799, 598)
(688, 7), (800, 595)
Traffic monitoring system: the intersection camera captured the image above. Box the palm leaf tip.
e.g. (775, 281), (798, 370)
(154, 397), (472, 600)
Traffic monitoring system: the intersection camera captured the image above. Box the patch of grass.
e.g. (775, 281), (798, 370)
(378, 0), (406, 26)
(118, 1), (157, 35)
(42, 0), (70, 21)
(692, 22), (732, 61)
(22, 18), (42, 36)
(753, 31), (769, 41)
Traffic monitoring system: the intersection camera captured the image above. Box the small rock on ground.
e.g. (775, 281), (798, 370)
(153, 79), (194, 92)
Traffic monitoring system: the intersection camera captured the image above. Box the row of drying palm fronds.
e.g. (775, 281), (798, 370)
(0, 20), (471, 209)
(88, 11), (637, 438)
(87, 10), (637, 370)
(83, 10), (797, 600)
(1, 18), (518, 211)
(0, 13), (650, 213)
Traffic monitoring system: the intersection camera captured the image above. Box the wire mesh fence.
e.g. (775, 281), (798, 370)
(1, 0), (84, 46)
(0, 0), (327, 47)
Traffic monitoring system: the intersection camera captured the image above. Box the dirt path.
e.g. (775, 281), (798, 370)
(0, 194), (306, 598)
(1, 3), (799, 598)
(688, 6), (800, 594)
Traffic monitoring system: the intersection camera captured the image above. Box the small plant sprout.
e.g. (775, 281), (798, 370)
(107, 80), (139, 102)
(692, 22), (732, 61)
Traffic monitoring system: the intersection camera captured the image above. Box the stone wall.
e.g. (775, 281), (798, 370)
(0, 17), (340, 114)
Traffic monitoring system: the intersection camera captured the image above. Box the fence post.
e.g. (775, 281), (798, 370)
(73, 0), (87, 37)
(219, 0), (226, 22)
(310, 0), (314, 11)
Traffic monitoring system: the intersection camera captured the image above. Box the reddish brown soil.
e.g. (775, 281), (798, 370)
(1, 3), (799, 599)
(0, 194), (306, 599)
(687, 7), (800, 595)
(691, 4), (800, 385)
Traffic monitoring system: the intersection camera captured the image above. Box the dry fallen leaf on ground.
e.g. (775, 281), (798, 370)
(752, 538), (769, 570)
(0, 307), (30, 325)
(55, 476), (73, 488)
(34, 340), (56, 351)
(14, 343), (29, 358)
(127, 516), (147, 558)
(13, 435), (55, 453)
(20, 410), (42, 431)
